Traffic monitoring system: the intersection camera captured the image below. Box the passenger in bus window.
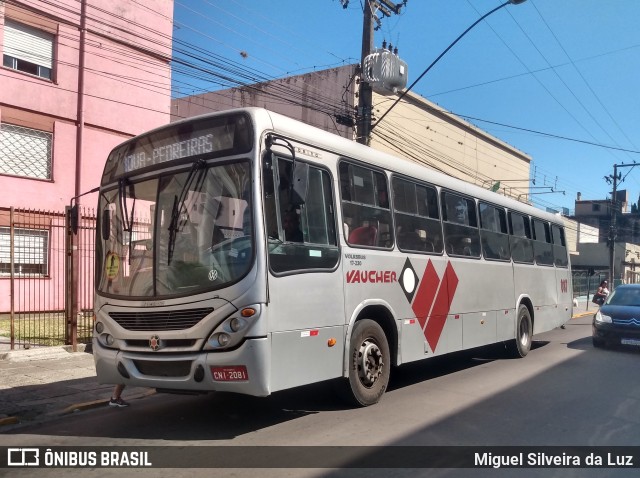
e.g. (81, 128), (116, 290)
(460, 237), (473, 256)
(283, 210), (303, 242)
(454, 201), (467, 224)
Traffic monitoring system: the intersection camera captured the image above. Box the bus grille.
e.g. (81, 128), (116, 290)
(108, 308), (214, 331)
(133, 360), (192, 377)
(125, 339), (197, 348)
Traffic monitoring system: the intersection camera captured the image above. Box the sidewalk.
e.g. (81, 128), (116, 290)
(0, 345), (151, 429)
(572, 295), (598, 318)
(0, 302), (595, 430)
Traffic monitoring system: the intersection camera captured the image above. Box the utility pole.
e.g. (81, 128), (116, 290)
(607, 162), (640, 286)
(608, 164), (618, 286)
(357, 0), (374, 145)
(355, 0), (405, 145)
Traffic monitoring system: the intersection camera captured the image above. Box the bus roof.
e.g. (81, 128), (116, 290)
(255, 108), (564, 226)
(112, 107), (564, 225)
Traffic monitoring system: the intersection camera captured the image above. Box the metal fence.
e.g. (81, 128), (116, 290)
(572, 270), (608, 300)
(0, 206), (95, 350)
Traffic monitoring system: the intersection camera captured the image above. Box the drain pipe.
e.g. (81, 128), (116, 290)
(70, 0), (87, 352)
(75, 0), (86, 200)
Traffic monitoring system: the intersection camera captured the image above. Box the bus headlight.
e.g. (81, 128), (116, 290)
(217, 333), (230, 347)
(95, 321), (105, 334)
(105, 334), (115, 346)
(203, 305), (260, 350)
(229, 317), (246, 332)
(207, 332), (231, 348)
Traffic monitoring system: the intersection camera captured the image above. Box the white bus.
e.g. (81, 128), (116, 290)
(92, 108), (572, 406)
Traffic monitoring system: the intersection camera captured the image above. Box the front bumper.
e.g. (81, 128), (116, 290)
(93, 336), (271, 396)
(592, 321), (640, 347)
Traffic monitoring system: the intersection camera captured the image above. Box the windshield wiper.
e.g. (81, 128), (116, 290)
(118, 179), (136, 264)
(167, 159), (207, 264)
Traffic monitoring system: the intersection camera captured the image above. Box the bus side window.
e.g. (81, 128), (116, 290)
(552, 224), (568, 267)
(392, 176), (443, 254)
(508, 212), (534, 264)
(441, 191), (480, 258)
(265, 155), (339, 274)
(340, 161), (393, 249)
(532, 218), (554, 266)
(479, 202), (510, 261)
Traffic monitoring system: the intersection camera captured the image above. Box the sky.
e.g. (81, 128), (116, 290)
(171, 0), (640, 215)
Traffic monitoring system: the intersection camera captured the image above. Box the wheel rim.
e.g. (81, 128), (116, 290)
(357, 338), (384, 387)
(518, 313), (530, 345)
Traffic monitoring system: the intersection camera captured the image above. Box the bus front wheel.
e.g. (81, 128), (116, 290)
(346, 319), (390, 407)
(508, 304), (532, 358)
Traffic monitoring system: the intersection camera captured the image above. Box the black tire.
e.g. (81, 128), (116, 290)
(592, 336), (606, 348)
(346, 319), (390, 407)
(507, 304), (532, 358)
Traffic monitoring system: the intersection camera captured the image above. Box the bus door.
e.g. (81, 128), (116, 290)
(262, 153), (344, 392)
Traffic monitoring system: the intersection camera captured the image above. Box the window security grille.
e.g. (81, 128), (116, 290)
(0, 123), (53, 179)
(0, 227), (50, 276)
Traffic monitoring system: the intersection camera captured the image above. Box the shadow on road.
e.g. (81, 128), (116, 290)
(1, 343), (555, 440)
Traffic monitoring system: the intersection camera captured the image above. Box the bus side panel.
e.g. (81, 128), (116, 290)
(513, 263), (558, 334)
(342, 249), (409, 360)
(398, 255), (462, 362)
(267, 271), (346, 392)
(555, 265), (573, 328)
(462, 311), (497, 350)
(453, 260), (514, 350)
(270, 325), (345, 392)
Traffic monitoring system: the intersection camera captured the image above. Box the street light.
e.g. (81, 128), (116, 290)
(370, 0), (527, 134)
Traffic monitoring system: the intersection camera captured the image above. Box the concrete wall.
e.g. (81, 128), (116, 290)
(172, 66), (356, 139)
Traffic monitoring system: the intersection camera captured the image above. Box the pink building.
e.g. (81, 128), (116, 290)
(0, 0), (174, 316)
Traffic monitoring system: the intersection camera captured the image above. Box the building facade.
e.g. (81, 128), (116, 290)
(0, 0), (174, 314)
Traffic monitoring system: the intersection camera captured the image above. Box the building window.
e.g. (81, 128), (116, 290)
(2, 19), (53, 80)
(0, 227), (50, 276)
(0, 123), (53, 179)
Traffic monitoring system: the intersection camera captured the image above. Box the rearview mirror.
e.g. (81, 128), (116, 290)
(69, 205), (79, 235)
(101, 209), (111, 241)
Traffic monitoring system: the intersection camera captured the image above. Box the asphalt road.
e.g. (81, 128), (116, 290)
(1, 315), (639, 478)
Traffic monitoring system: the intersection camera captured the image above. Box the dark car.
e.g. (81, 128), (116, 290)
(592, 284), (640, 349)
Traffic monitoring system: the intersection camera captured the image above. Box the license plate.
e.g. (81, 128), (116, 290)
(621, 338), (640, 346)
(211, 365), (248, 382)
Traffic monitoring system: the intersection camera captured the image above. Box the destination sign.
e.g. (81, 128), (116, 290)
(101, 112), (253, 184)
(123, 133), (215, 172)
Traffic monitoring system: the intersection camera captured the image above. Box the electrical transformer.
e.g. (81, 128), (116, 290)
(362, 47), (408, 95)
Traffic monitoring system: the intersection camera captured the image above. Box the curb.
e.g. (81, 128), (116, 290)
(0, 344), (88, 362)
(0, 416), (19, 426)
(572, 311), (595, 319)
(58, 389), (157, 415)
(0, 389), (157, 427)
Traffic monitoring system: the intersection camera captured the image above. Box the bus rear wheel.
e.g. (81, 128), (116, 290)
(508, 304), (532, 358)
(346, 319), (390, 407)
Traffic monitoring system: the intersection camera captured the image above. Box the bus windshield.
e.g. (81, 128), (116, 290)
(96, 159), (253, 298)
